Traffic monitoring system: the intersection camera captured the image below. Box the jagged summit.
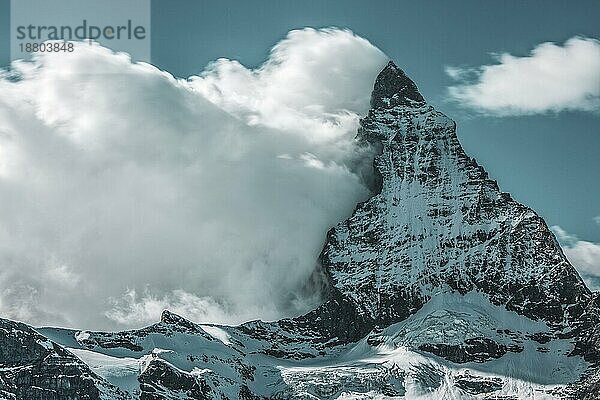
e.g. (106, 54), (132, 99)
(160, 309), (186, 324)
(370, 60), (425, 109)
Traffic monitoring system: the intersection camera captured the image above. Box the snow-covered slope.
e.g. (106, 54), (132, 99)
(3, 62), (599, 399)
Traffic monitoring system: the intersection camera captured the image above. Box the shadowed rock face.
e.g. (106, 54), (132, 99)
(418, 337), (523, 364)
(0, 318), (127, 400)
(1, 62), (599, 399)
(139, 359), (212, 400)
(370, 61), (425, 109)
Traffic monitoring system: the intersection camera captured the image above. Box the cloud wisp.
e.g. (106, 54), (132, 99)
(446, 36), (600, 116)
(552, 224), (600, 291)
(0, 28), (389, 330)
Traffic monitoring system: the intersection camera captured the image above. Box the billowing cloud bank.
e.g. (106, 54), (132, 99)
(552, 224), (600, 291)
(0, 28), (388, 330)
(446, 36), (600, 115)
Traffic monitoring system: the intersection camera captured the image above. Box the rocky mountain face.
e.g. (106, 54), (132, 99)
(321, 61), (596, 349)
(1, 62), (599, 399)
(0, 318), (128, 400)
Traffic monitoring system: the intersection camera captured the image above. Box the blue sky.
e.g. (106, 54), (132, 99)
(148, 0), (600, 241)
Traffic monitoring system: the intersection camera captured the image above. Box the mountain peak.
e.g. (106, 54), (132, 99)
(160, 309), (188, 325)
(370, 61), (425, 109)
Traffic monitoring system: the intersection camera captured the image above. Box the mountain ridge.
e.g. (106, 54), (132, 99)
(1, 61), (599, 399)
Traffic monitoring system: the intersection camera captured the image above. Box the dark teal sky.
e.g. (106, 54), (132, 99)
(1, 0), (599, 241)
(153, 0), (600, 242)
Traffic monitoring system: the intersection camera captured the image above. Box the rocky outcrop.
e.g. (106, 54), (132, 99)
(418, 337), (522, 363)
(138, 359), (212, 400)
(0, 318), (128, 400)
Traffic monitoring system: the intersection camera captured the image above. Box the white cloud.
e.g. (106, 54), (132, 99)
(0, 28), (389, 329)
(551, 225), (600, 291)
(446, 36), (600, 115)
(105, 289), (235, 327)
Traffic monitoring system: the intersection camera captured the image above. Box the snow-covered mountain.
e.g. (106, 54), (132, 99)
(1, 62), (599, 399)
